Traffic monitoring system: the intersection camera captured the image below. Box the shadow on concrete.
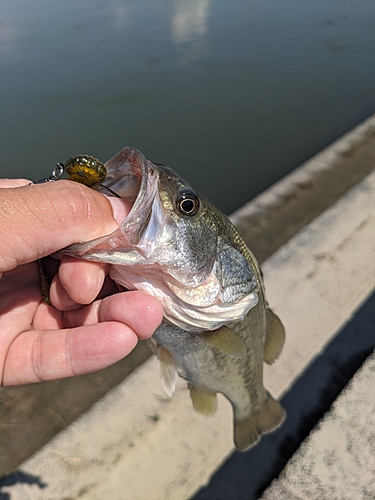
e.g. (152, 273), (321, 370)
(0, 342), (152, 477)
(192, 290), (375, 500)
(0, 471), (46, 499)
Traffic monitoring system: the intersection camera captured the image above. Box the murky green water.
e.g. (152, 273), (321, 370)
(1, 0), (375, 213)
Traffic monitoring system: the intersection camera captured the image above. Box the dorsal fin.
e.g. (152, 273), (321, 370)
(199, 326), (246, 358)
(189, 384), (218, 416)
(263, 308), (285, 365)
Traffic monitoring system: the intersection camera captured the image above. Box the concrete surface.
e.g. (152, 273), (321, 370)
(1, 157), (374, 497)
(261, 350), (375, 500)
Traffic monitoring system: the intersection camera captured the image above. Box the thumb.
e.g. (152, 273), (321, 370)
(0, 180), (129, 273)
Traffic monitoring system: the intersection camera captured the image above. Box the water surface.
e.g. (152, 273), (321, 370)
(1, 0), (375, 213)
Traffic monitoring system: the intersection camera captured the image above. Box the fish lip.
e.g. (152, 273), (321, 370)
(101, 146), (150, 218)
(99, 147), (160, 247)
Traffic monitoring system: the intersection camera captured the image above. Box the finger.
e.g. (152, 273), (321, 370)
(50, 257), (107, 308)
(33, 301), (65, 330)
(0, 265), (42, 382)
(49, 274), (81, 310)
(0, 179), (31, 188)
(64, 290), (164, 340)
(2, 322), (139, 386)
(0, 181), (131, 273)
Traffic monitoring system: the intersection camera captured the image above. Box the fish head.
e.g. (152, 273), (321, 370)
(64, 147), (259, 330)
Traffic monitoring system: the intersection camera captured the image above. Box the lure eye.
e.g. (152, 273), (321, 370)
(176, 191), (200, 216)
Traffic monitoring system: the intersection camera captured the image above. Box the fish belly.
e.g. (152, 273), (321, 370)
(152, 305), (285, 451)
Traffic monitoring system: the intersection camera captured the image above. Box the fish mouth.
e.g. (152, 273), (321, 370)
(101, 147), (160, 241)
(100, 147), (150, 213)
(64, 147), (161, 256)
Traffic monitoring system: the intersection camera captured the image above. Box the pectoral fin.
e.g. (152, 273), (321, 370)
(199, 326), (246, 358)
(189, 385), (218, 416)
(148, 339), (178, 397)
(263, 308), (285, 365)
(234, 391), (285, 451)
(158, 347), (179, 397)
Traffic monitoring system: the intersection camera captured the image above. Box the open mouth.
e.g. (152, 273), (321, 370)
(100, 147), (161, 247)
(99, 147), (152, 211)
(63, 147), (160, 256)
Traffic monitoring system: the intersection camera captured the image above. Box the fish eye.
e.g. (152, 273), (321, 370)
(176, 191), (200, 216)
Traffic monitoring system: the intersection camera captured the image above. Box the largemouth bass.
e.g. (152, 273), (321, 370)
(64, 147), (286, 451)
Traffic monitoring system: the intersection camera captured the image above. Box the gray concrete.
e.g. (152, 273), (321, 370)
(261, 350), (375, 500)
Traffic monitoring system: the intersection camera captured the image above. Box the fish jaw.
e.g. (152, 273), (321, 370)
(108, 262), (259, 331)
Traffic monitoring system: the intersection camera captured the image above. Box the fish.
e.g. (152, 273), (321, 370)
(63, 146), (286, 451)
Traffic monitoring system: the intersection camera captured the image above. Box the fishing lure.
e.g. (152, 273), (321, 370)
(33, 154), (121, 304)
(33, 154), (120, 197)
(64, 155), (107, 187)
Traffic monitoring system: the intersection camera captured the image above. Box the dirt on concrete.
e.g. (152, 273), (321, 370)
(0, 129), (374, 477)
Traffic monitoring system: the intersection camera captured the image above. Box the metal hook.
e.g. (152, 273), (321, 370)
(32, 162), (66, 184)
(49, 162), (65, 181)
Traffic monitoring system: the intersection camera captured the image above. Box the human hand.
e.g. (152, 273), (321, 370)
(0, 179), (163, 386)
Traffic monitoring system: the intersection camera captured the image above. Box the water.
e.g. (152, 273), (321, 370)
(1, 0), (375, 213)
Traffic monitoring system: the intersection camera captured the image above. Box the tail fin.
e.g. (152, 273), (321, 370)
(234, 392), (285, 451)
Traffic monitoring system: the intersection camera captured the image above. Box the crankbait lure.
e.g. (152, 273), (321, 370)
(33, 154), (120, 197)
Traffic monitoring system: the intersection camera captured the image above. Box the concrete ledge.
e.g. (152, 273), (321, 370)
(3, 163), (374, 497)
(230, 113), (375, 225)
